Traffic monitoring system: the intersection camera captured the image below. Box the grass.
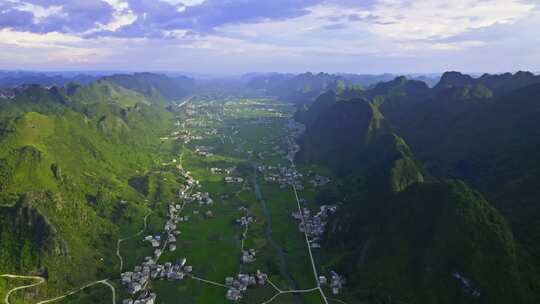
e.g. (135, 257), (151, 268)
(140, 98), (328, 304)
(0, 94), (332, 304)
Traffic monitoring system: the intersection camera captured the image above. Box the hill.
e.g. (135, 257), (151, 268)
(103, 72), (195, 103)
(295, 71), (540, 303)
(324, 180), (538, 304)
(0, 80), (176, 299)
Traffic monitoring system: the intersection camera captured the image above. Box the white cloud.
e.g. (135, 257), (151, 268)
(0, 29), (109, 66)
(96, 0), (137, 32)
(0, 0), (539, 73)
(161, 0), (205, 6)
(370, 0), (536, 41)
(14, 2), (66, 23)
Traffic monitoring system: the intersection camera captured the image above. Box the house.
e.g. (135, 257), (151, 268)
(128, 282), (142, 294)
(226, 288), (242, 301)
(241, 249), (256, 264)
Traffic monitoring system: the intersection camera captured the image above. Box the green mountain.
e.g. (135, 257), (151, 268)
(103, 72), (195, 104)
(434, 71), (540, 95)
(0, 78), (178, 299)
(295, 71), (540, 303)
(324, 180), (538, 304)
(294, 91), (338, 127)
(248, 72), (375, 105)
(296, 97), (390, 173)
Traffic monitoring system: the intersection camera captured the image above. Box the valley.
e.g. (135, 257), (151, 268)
(2, 1), (540, 303)
(1, 70), (540, 304)
(1, 96), (347, 304)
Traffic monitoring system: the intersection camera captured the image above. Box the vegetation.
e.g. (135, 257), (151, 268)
(296, 71), (540, 303)
(0, 76), (175, 302)
(2, 70), (540, 304)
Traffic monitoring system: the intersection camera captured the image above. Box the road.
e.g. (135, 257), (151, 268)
(116, 211), (153, 272)
(1, 274), (45, 304)
(35, 280), (115, 304)
(1, 275), (115, 304)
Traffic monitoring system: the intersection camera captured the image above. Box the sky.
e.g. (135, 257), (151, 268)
(0, 0), (539, 74)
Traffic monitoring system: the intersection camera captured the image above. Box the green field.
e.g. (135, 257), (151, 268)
(130, 98), (335, 304)
(1, 96), (343, 304)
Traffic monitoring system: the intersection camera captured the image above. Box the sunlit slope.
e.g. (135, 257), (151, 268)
(0, 79), (174, 301)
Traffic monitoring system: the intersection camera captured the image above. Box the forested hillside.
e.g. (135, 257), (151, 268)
(296, 71), (540, 303)
(0, 74), (178, 301)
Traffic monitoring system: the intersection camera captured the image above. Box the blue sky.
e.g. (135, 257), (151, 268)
(0, 0), (539, 74)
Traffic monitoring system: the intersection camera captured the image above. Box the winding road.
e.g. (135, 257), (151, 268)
(1, 274), (45, 304)
(116, 211), (153, 272)
(1, 275), (115, 304)
(35, 279), (115, 304)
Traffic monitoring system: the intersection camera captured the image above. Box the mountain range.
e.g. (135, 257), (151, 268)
(295, 70), (540, 303)
(1, 70), (539, 303)
(0, 74), (183, 299)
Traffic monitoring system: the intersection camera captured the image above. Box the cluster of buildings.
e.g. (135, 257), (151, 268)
(319, 271), (346, 295)
(224, 176), (244, 183)
(170, 130), (203, 143)
(259, 165), (304, 190)
(122, 291), (157, 304)
(180, 170), (199, 189)
(210, 167), (234, 175)
(120, 173), (194, 304)
(310, 175), (331, 187)
(292, 205), (338, 248)
(164, 202), (186, 251)
(121, 258), (193, 293)
(240, 249), (257, 264)
(286, 119), (305, 161)
(236, 214), (254, 227)
(195, 146), (214, 157)
(186, 191), (214, 205)
(224, 270), (269, 301)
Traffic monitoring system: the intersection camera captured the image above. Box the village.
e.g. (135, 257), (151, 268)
(291, 204), (338, 249)
(117, 98), (346, 303)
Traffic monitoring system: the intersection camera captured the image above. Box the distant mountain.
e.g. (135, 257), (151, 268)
(246, 72), (405, 105)
(103, 72), (195, 103)
(244, 73), (295, 91)
(434, 71), (540, 95)
(0, 71), (197, 104)
(0, 71), (97, 88)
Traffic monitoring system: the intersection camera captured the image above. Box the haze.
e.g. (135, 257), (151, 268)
(1, 0), (539, 74)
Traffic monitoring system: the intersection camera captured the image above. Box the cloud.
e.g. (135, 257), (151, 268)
(322, 23), (348, 30)
(0, 0), (115, 33)
(369, 0), (536, 41)
(0, 0), (539, 73)
(0, 0), (329, 38)
(4, 0), (535, 41)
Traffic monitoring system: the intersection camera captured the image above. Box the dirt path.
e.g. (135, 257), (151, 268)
(35, 280), (115, 304)
(116, 211), (153, 272)
(1, 274), (45, 304)
(1, 275), (115, 304)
